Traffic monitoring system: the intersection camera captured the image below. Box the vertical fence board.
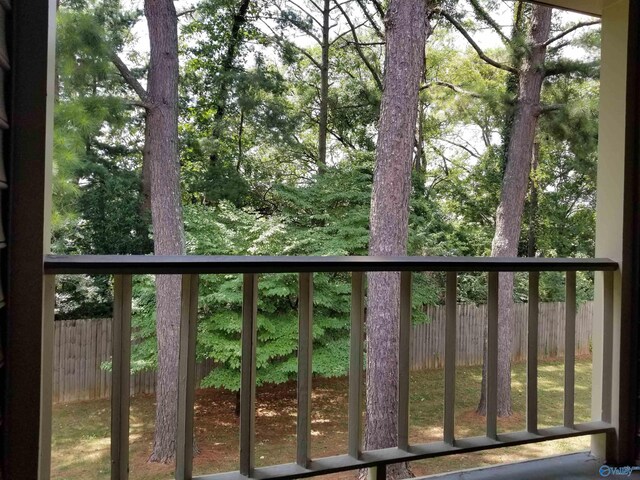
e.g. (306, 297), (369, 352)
(53, 322), (59, 403)
(67, 322), (74, 402)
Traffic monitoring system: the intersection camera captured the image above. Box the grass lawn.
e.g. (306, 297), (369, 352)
(51, 357), (593, 480)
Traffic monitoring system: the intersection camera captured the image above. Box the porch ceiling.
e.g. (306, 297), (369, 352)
(528, 0), (602, 17)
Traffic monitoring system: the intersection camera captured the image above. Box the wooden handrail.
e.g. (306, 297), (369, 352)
(44, 254), (619, 275)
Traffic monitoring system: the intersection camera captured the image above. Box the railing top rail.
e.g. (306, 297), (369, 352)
(44, 255), (619, 275)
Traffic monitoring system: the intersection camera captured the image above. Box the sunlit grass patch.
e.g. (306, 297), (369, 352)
(52, 358), (594, 479)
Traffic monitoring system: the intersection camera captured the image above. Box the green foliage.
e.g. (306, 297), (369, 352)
(129, 165), (449, 390)
(53, 0), (151, 319)
(55, 275), (113, 320)
(52, 150), (152, 319)
(54, 155), (151, 256)
(54, 0), (603, 387)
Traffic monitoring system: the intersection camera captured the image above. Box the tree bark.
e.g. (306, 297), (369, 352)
(415, 99), (426, 172)
(365, 1), (429, 478)
(527, 143), (540, 258)
(477, 4), (552, 417)
(141, 118), (152, 215)
(144, 0), (185, 464)
(317, 0), (330, 171)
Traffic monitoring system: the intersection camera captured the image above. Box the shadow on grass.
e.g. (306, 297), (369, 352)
(51, 357), (593, 479)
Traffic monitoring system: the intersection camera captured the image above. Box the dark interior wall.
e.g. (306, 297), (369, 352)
(2, 0), (50, 478)
(0, 1), (10, 479)
(624, 0), (640, 465)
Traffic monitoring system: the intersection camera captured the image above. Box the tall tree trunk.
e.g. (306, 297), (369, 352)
(237, 109), (244, 171)
(365, 1), (429, 478)
(477, 5), (552, 417)
(527, 142), (540, 258)
(141, 118), (152, 216)
(415, 99), (426, 172)
(210, 0), (251, 165)
(317, 0), (330, 171)
(144, 0), (185, 464)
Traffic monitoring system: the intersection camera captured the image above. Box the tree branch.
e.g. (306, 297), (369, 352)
(536, 103), (564, 116)
(544, 59), (599, 78)
(272, 2), (323, 45)
(342, 40), (385, 47)
(126, 98), (152, 109)
(329, 0), (353, 12)
(286, 0), (323, 29)
(422, 80), (482, 98)
(425, 174), (448, 201)
(327, 126), (356, 150)
(330, 21), (368, 46)
(469, 0), (510, 45)
(333, 0), (383, 90)
(542, 20), (600, 47)
(177, 8), (196, 17)
(440, 137), (482, 159)
(260, 19), (322, 69)
(429, 144), (451, 176)
(354, 0), (384, 40)
(334, 103), (371, 110)
(306, 0), (323, 14)
(110, 53), (150, 106)
(370, 0), (384, 18)
(435, 9), (517, 74)
(548, 40), (571, 55)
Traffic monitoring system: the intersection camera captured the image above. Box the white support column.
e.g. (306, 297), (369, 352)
(38, 1), (57, 477)
(592, 0), (629, 462)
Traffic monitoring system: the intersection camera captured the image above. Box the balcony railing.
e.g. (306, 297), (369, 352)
(41, 255), (618, 480)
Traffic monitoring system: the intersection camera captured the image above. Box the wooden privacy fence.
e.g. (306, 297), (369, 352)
(411, 301), (593, 369)
(53, 318), (214, 403)
(54, 301), (593, 403)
